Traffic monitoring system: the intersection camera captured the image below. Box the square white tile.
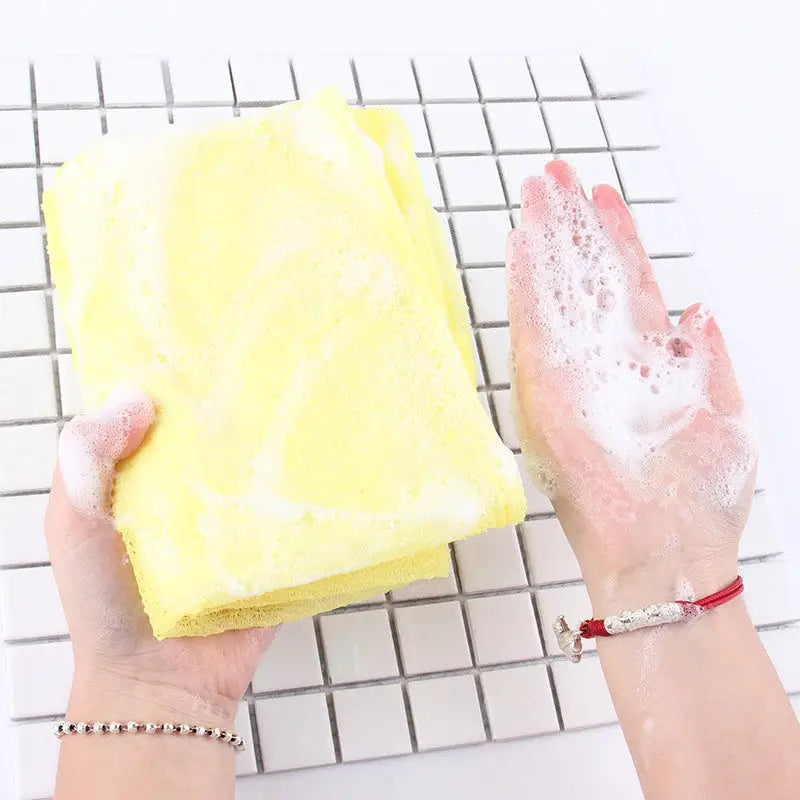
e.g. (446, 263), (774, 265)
(522, 517), (582, 585)
(614, 148), (677, 201)
(252, 617), (323, 692)
(235, 701), (258, 776)
(0, 58), (32, 106)
(40, 166), (59, 194)
(552, 656), (617, 728)
(0, 111), (35, 164)
(408, 674), (485, 750)
(583, 52), (647, 96)
(334, 683), (412, 761)
(0, 493), (49, 567)
(537, 584), (595, 655)
(500, 153), (553, 205)
(485, 102), (549, 152)
(543, 101), (606, 150)
(391, 559), (458, 601)
(0, 355), (56, 420)
(394, 601), (472, 675)
(491, 389), (520, 449)
(105, 107), (170, 136)
(472, 55), (535, 100)
(481, 664), (559, 739)
(293, 56), (357, 102)
(229, 55), (295, 103)
(168, 56), (233, 104)
(478, 326), (511, 385)
(439, 156), (505, 208)
(37, 109), (102, 163)
(558, 151), (620, 194)
(12, 720), (60, 800)
(452, 210), (511, 265)
(425, 104), (490, 154)
(455, 526), (527, 593)
(740, 559), (800, 626)
(256, 693), (336, 771)
(515, 454), (554, 515)
(355, 56), (418, 102)
(631, 203), (692, 256)
(760, 626), (800, 694)
(416, 157), (443, 208)
(466, 593), (542, 665)
(599, 99), (660, 148)
(650, 257), (703, 312)
(0, 228), (46, 288)
(472, 333), (485, 388)
(0, 169), (39, 224)
(34, 56), (98, 105)
(320, 608), (399, 683)
(0, 565), (67, 640)
(99, 56), (166, 105)
(0, 423), (58, 494)
(739, 493), (782, 560)
(527, 54), (591, 99)
(465, 267), (507, 324)
(414, 55), (477, 101)
(0, 290), (50, 352)
(388, 104), (431, 155)
(6, 640), (73, 718)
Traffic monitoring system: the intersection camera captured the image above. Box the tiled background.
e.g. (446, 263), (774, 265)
(0, 53), (798, 800)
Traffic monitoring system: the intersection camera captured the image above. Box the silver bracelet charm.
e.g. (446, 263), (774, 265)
(53, 720), (245, 752)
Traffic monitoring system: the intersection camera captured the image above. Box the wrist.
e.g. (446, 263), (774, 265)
(69, 666), (238, 729)
(581, 551), (739, 619)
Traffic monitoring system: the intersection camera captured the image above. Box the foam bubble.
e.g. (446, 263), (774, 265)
(58, 388), (155, 519)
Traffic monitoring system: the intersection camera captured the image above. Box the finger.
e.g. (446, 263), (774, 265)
(592, 183), (671, 332)
(546, 158), (587, 198)
(678, 304), (743, 415)
(48, 389), (155, 534)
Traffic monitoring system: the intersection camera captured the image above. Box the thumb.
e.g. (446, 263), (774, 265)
(47, 389), (155, 541)
(679, 303), (743, 416)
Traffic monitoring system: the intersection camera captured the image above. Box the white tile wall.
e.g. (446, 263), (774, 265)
(0, 493), (49, 567)
(0, 423), (59, 493)
(599, 99), (660, 148)
(416, 157), (443, 207)
(452, 210), (511, 264)
(559, 151), (621, 194)
(454, 526), (527, 592)
(235, 701), (258, 776)
(500, 153), (553, 204)
(388, 104), (431, 155)
(485, 102), (550, 152)
(739, 492), (782, 560)
(651, 257), (704, 312)
(34, 56), (98, 105)
(171, 106), (235, 127)
(394, 601), (472, 675)
(522, 517), (582, 585)
(293, 56), (356, 102)
(0, 565), (67, 640)
(0, 58), (32, 106)
(0, 228), (46, 288)
(100, 56), (166, 105)
(37, 109), (102, 163)
(105, 107), (170, 135)
(12, 719), (60, 800)
(552, 656), (617, 729)
(320, 609), (399, 683)
(256, 693), (336, 771)
(333, 683), (412, 760)
(491, 389), (520, 449)
(615, 148), (677, 201)
(252, 617), (322, 692)
(439, 156), (505, 208)
(414, 55), (477, 101)
(425, 104), (491, 154)
(0, 169), (39, 224)
(760, 626), (800, 694)
(229, 55), (295, 103)
(478, 326), (511, 385)
(543, 101), (606, 149)
(0, 355), (55, 421)
(632, 203), (693, 256)
(6, 639), (73, 718)
(584, 52), (647, 97)
(0, 290), (50, 353)
(481, 664), (559, 739)
(168, 56), (233, 104)
(466, 593), (542, 665)
(472, 55), (535, 100)
(355, 56), (418, 102)
(408, 674), (485, 750)
(0, 111), (36, 164)
(527, 54), (591, 99)
(465, 267), (508, 323)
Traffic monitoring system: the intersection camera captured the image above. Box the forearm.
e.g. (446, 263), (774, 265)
(585, 559), (800, 800)
(56, 672), (238, 799)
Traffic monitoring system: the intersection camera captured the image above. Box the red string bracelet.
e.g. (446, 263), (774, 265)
(554, 575), (744, 663)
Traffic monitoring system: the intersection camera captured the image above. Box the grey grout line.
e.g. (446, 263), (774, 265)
(385, 600), (420, 753)
(27, 63), (63, 422)
(94, 59), (108, 136)
(246, 694), (265, 774)
(311, 616), (343, 764)
(287, 59), (300, 101)
(160, 60), (175, 124)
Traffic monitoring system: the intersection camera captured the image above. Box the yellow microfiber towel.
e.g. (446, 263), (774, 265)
(44, 88), (526, 639)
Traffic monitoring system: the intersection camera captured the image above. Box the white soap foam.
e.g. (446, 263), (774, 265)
(511, 174), (756, 507)
(58, 388), (155, 519)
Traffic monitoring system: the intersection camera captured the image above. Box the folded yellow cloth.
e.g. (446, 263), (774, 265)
(44, 88), (525, 639)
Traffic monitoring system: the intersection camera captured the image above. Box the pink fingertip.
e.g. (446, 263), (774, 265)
(545, 159), (579, 190)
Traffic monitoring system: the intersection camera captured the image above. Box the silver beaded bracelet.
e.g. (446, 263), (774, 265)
(53, 721), (245, 752)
